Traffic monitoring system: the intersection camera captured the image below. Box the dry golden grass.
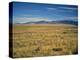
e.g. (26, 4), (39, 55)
(11, 24), (78, 58)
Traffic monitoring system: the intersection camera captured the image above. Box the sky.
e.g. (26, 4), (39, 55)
(11, 2), (78, 24)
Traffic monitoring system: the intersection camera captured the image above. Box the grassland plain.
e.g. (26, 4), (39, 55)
(11, 24), (78, 58)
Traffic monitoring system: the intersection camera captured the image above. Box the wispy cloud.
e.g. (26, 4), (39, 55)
(47, 7), (57, 11)
(58, 7), (77, 10)
(13, 17), (51, 24)
(65, 16), (78, 20)
(21, 15), (33, 17)
(54, 16), (78, 21)
(49, 16), (78, 21)
(46, 6), (77, 13)
(46, 7), (77, 14)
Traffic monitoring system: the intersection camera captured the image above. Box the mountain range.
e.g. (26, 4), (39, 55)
(22, 20), (78, 26)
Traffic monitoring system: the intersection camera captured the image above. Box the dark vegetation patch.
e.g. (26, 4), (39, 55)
(52, 48), (62, 51)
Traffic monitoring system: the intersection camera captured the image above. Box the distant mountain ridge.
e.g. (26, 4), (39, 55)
(22, 20), (78, 26)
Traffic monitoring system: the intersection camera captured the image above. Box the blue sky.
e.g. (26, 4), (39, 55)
(12, 2), (78, 24)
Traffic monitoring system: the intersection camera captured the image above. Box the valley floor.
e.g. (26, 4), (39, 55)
(10, 24), (78, 58)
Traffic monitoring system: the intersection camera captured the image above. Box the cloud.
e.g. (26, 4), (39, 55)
(64, 16), (78, 21)
(46, 6), (77, 14)
(47, 6), (77, 11)
(54, 16), (78, 21)
(47, 7), (77, 13)
(21, 15), (33, 17)
(58, 7), (77, 10)
(47, 7), (57, 10)
(13, 17), (51, 24)
(46, 16), (78, 21)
